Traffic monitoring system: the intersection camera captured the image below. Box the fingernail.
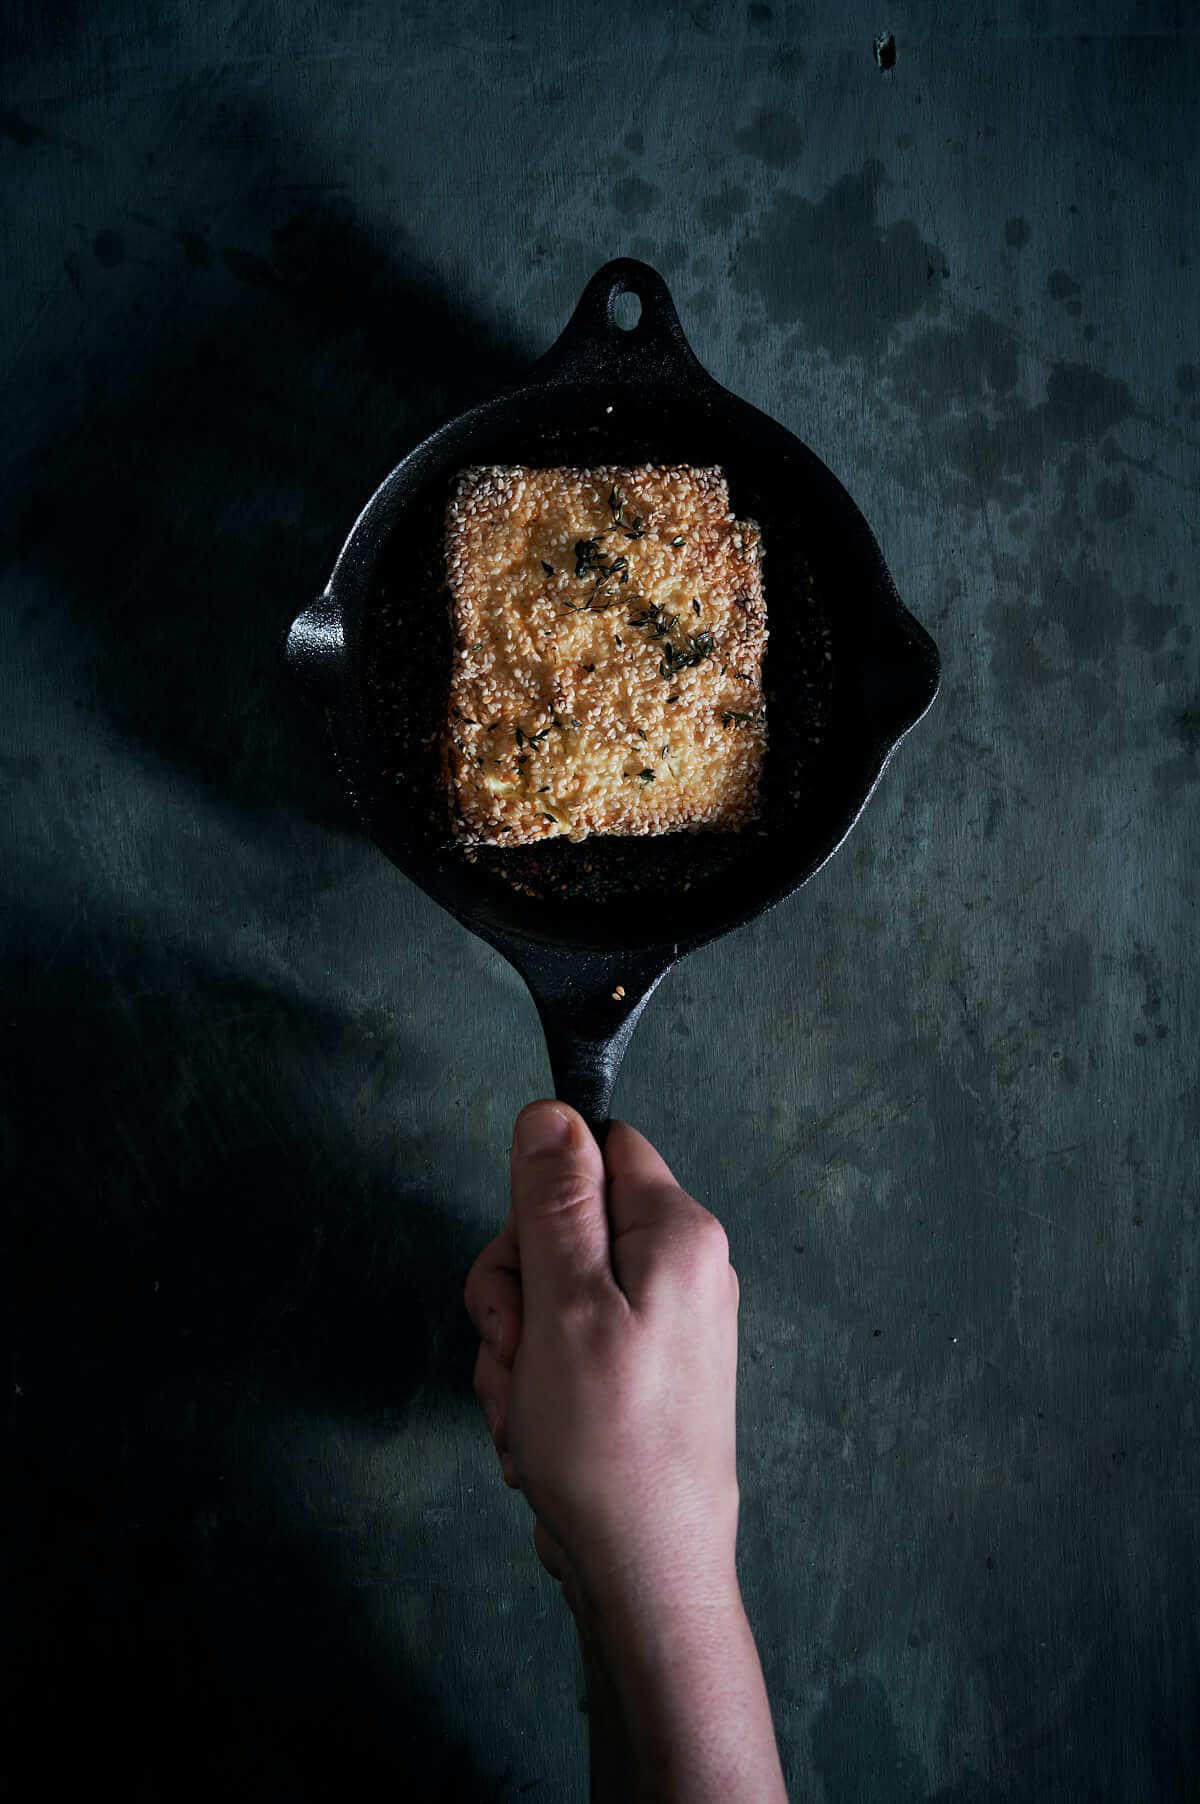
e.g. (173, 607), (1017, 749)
(514, 1103), (571, 1157)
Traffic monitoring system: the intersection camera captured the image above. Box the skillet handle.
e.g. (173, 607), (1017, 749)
(492, 939), (673, 1145)
(532, 258), (710, 389)
(535, 989), (661, 1146)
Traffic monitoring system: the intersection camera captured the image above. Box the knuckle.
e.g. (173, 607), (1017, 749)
(556, 1281), (609, 1338)
(691, 1207), (730, 1264)
(529, 1173), (600, 1219)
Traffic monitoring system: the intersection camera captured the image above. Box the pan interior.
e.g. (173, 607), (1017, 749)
(349, 382), (891, 953)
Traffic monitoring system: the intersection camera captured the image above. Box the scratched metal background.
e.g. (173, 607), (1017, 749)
(4, 3), (1197, 1799)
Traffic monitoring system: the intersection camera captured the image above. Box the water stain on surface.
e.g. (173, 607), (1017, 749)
(984, 541), (1140, 725)
(935, 359), (1134, 507)
(1153, 744), (1200, 799)
(1173, 702), (1200, 758)
(888, 312), (1019, 407)
(1094, 475), (1134, 521)
(699, 183), (749, 231)
(610, 174), (658, 216)
(732, 107), (805, 170)
(1046, 551), (1131, 661)
(732, 162), (946, 357)
(1005, 217), (1031, 248)
(1048, 269), (1080, 302)
(1043, 362), (1133, 436)
(1129, 596), (1185, 651)
(885, 309), (1136, 533)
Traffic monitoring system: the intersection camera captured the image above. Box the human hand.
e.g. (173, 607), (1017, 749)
(466, 1103), (787, 1803)
(464, 1101), (741, 1619)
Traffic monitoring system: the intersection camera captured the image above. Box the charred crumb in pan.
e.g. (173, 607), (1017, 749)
(363, 466), (834, 909)
(443, 465), (767, 847)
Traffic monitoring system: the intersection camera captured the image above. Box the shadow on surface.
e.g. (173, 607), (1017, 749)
(6, 94), (525, 1802)
(7, 908), (494, 1797)
(11, 95), (528, 827)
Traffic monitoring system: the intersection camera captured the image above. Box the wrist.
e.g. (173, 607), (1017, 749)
(567, 1484), (741, 1629)
(575, 1553), (745, 1664)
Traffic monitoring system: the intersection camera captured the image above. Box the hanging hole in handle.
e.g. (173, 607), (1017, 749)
(534, 259), (704, 382)
(610, 288), (643, 332)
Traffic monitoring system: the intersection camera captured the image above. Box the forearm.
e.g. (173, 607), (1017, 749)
(581, 1575), (788, 1804)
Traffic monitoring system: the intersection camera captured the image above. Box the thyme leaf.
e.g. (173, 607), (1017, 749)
(659, 630), (714, 679)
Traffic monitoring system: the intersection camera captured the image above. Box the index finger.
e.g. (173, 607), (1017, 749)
(464, 1214), (523, 1367)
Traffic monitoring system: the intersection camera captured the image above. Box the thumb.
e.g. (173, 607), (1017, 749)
(510, 1101), (610, 1311)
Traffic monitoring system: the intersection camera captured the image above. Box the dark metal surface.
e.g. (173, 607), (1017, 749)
(7, 7), (1198, 1800)
(289, 260), (939, 1129)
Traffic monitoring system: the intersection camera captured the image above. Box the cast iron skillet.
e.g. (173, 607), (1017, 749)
(287, 258), (939, 1136)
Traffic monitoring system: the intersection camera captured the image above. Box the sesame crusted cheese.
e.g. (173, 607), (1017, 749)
(444, 465), (766, 845)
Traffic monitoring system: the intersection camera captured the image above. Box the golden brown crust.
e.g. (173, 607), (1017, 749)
(444, 465), (766, 845)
